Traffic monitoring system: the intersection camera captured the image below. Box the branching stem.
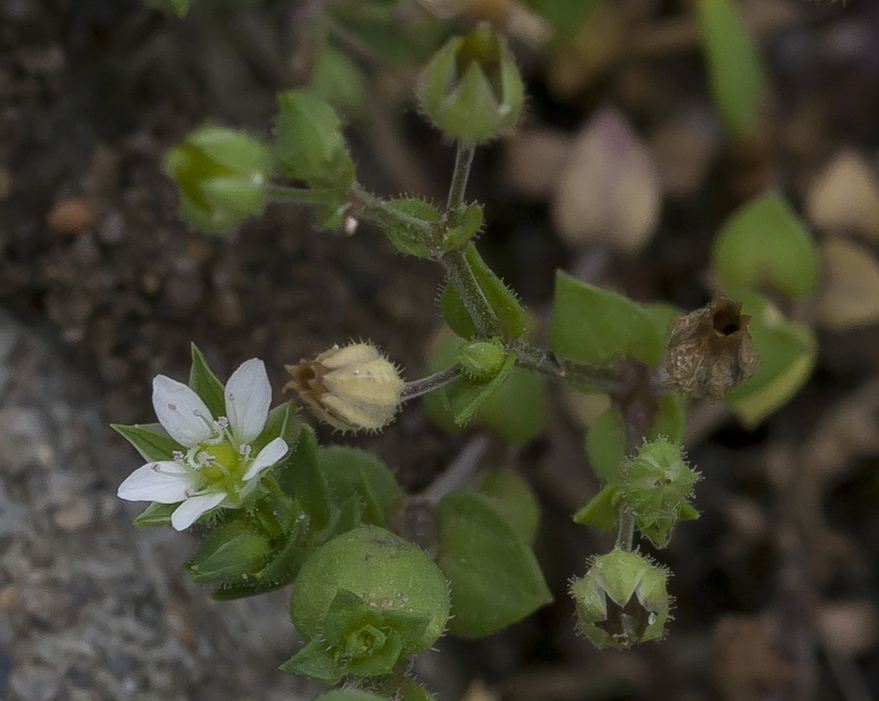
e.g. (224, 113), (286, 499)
(401, 365), (462, 401)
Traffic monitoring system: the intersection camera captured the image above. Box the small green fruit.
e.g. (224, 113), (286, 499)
(290, 525), (450, 651)
(570, 549), (670, 650)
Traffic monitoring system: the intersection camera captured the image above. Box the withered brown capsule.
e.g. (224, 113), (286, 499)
(664, 298), (757, 400)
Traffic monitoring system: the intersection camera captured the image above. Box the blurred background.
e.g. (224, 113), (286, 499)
(1, 0), (879, 699)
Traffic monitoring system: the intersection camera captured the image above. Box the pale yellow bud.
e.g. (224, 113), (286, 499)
(285, 343), (405, 433)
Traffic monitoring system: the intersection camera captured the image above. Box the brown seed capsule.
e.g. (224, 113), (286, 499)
(285, 343), (405, 433)
(664, 298), (757, 400)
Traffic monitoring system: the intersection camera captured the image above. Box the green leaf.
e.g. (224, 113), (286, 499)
(696, 0), (767, 140)
(399, 680), (437, 701)
(185, 521), (273, 584)
(423, 332), (544, 443)
(441, 244), (526, 341)
(712, 193), (818, 300)
(573, 484), (620, 530)
(252, 400), (299, 454)
(146, 0), (189, 18)
(188, 343), (226, 419)
(550, 271), (665, 365)
(652, 394), (687, 443)
(277, 426), (332, 530)
(443, 204), (484, 251)
(478, 469), (541, 545)
(723, 297), (817, 426)
(308, 44), (366, 119)
(435, 492), (552, 637)
(281, 638), (346, 683)
(318, 446), (405, 527)
(446, 352), (516, 427)
(312, 692), (387, 701)
(383, 199), (439, 258)
(584, 407), (627, 482)
(275, 90), (354, 190)
(133, 502), (177, 527)
(112, 424), (184, 462)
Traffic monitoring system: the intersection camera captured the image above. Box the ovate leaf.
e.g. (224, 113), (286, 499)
(550, 271), (664, 365)
(712, 193), (818, 300)
(696, 0), (767, 140)
(435, 492), (552, 637)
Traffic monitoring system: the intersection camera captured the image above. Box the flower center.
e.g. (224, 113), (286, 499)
(199, 440), (242, 483)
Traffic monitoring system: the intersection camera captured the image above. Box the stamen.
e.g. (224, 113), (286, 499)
(172, 450), (184, 460)
(168, 403), (177, 411)
(216, 417), (229, 429)
(239, 444), (252, 457)
(150, 463), (160, 472)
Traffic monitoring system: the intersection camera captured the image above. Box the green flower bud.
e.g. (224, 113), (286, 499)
(284, 526), (450, 682)
(285, 343), (405, 433)
(417, 25), (524, 146)
(163, 125), (272, 233)
(618, 438), (699, 548)
(570, 549), (671, 650)
(184, 520), (273, 584)
(456, 339), (507, 380)
(275, 90), (355, 190)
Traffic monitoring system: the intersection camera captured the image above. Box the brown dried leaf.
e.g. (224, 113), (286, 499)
(806, 151), (879, 241)
(815, 238), (879, 331)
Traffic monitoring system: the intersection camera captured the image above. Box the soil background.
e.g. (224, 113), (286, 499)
(2, 1), (879, 700)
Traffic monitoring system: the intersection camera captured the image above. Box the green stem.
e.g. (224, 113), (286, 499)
(266, 184), (337, 205)
(440, 247), (501, 337)
(445, 143), (475, 225)
(348, 186), (437, 241)
(616, 510), (636, 551)
(512, 341), (622, 393)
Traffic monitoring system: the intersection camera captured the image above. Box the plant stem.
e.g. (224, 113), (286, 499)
(446, 143), (475, 224)
(512, 341), (622, 393)
(440, 247), (501, 337)
(616, 510), (636, 550)
(266, 184), (337, 205)
(401, 365), (462, 401)
(349, 186), (437, 240)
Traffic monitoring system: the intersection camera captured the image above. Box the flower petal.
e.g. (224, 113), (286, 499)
(153, 375), (215, 447)
(225, 358), (271, 443)
(117, 462), (192, 503)
(242, 437), (289, 481)
(171, 492), (226, 531)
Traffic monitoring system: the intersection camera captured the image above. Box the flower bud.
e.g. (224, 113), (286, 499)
(163, 125), (272, 233)
(618, 438), (699, 548)
(284, 525), (450, 682)
(664, 298), (757, 400)
(570, 549), (671, 650)
(285, 343), (405, 433)
(417, 25), (524, 146)
(456, 339), (507, 380)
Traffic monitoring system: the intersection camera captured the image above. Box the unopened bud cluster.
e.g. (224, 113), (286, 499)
(285, 342), (404, 433)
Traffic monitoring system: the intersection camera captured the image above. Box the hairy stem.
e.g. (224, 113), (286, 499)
(349, 186), (437, 241)
(440, 247), (501, 337)
(401, 365), (462, 401)
(512, 341), (622, 393)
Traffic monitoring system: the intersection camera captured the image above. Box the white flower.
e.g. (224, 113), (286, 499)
(118, 358), (289, 531)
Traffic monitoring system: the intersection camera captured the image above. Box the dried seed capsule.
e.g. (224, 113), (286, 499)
(570, 548), (671, 650)
(285, 343), (405, 433)
(664, 298), (757, 400)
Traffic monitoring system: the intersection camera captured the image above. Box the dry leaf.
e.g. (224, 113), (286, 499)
(552, 106), (661, 253)
(806, 151), (879, 241)
(815, 238), (879, 331)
